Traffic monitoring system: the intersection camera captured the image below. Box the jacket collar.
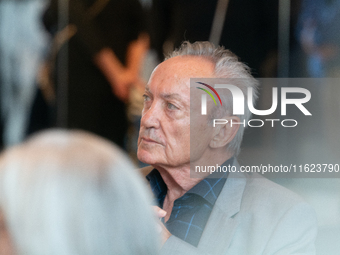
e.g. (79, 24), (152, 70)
(197, 160), (247, 254)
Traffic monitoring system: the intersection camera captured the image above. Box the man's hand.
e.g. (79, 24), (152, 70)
(153, 206), (172, 246)
(0, 211), (15, 255)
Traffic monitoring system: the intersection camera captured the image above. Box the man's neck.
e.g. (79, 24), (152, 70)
(155, 165), (200, 202)
(154, 152), (233, 203)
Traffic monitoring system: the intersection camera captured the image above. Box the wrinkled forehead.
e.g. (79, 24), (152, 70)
(147, 56), (215, 95)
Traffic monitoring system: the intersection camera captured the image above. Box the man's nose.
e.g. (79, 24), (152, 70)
(140, 102), (161, 129)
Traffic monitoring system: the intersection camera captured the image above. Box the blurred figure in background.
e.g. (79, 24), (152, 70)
(297, 0), (340, 157)
(0, 0), (48, 148)
(0, 129), (159, 255)
(297, 0), (340, 77)
(34, 0), (149, 149)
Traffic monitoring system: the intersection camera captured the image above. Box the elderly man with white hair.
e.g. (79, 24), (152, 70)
(138, 41), (317, 255)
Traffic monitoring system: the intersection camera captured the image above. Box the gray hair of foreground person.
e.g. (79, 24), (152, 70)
(0, 130), (160, 255)
(166, 41), (259, 156)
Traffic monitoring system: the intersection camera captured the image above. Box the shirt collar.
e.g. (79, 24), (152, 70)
(146, 168), (167, 207)
(146, 157), (234, 206)
(186, 157), (233, 205)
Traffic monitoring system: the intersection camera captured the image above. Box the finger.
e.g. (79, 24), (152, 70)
(152, 206), (167, 218)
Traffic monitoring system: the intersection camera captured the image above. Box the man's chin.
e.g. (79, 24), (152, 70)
(137, 149), (155, 165)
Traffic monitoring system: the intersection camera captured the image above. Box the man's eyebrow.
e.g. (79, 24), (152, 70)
(145, 86), (151, 93)
(160, 93), (184, 102)
(144, 87), (187, 104)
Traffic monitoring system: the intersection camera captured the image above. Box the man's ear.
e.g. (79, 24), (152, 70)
(209, 116), (241, 148)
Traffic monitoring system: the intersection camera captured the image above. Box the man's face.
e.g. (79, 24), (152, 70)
(137, 56), (215, 168)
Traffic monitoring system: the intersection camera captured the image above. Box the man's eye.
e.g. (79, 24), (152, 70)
(167, 103), (178, 110)
(143, 94), (150, 102)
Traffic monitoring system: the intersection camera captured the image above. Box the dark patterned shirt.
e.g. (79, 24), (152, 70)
(146, 158), (233, 247)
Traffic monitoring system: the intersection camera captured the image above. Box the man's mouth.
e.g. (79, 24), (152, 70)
(140, 137), (163, 146)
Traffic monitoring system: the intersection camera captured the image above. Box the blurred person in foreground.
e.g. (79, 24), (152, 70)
(138, 41), (318, 254)
(0, 129), (159, 255)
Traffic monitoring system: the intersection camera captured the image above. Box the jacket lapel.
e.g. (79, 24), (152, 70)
(197, 161), (247, 254)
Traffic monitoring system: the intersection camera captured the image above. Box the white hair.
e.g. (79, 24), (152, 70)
(0, 129), (159, 255)
(166, 41), (259, 156)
